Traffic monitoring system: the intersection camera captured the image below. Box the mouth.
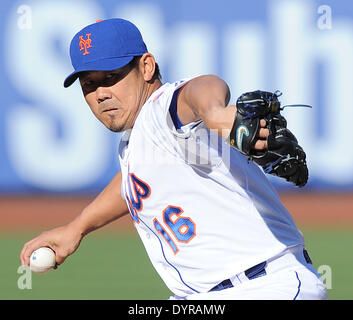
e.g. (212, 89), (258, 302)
(102, 106), (119, 113)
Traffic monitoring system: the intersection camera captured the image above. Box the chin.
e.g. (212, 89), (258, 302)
(106, 122), (126, 132)
(107, 125), (123, 132)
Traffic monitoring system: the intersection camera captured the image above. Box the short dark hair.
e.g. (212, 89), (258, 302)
(129, 55), (162, 82)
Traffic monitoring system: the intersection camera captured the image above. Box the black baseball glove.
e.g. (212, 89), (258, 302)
(228, 90), (309, 187)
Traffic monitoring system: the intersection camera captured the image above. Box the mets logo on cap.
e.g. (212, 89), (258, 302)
(79, 33), (92, 55)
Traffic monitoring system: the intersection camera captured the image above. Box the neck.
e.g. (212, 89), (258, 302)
(147, 79), (163, 100)
(139, 79), (163, 108)
(129, 79), (163, 130)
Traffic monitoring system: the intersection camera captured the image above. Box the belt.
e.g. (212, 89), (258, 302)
(210, 248), (312, 292)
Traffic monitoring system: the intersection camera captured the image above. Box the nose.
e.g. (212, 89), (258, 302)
(96, 86), (112, 103)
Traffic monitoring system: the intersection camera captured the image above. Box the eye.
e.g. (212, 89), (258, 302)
(105, 73), (119, 80)
(83, 80), (95, 87)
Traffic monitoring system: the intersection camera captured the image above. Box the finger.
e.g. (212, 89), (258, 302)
(20, 240), (35, 266)
(21, 238), (50, 266)
(21, 244), (35, 267)
(54, 249), (68, 266)
(20, 232), (46, 266)
(20, 246), (27, 266)
(260, 119), (267, 127)
(258, 128), (269, 139)
(254, 139), (267, 150)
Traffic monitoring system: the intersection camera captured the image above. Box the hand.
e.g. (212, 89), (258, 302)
(20, 224), (83, 269)
(253, 119), (269, 150)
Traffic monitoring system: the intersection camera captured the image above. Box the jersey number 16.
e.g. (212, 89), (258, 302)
(153, 205), (196, 254)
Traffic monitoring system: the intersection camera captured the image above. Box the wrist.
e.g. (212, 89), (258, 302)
(66, 212), (92, 238)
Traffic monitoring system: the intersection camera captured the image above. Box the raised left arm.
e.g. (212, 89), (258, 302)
(177, 75), (268, 149)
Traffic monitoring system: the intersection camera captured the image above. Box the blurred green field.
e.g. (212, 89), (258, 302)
(1, 228), (352, 300)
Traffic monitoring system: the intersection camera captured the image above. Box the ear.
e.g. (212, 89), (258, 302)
(139, 53), (156, 82)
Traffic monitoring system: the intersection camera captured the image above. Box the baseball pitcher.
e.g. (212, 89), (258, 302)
(20, 18), (327, 300)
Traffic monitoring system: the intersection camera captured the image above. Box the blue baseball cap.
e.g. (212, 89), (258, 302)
(64, 18), (148, 88)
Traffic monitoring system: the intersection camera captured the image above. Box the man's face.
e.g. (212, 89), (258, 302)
(79, 61), (145, 132)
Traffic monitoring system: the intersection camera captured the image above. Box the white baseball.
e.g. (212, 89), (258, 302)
(30, 247), (56, 274)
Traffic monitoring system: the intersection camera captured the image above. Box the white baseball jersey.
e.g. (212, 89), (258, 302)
(118, 79), (304, 297)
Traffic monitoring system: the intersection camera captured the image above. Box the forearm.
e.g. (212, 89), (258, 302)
(181, 75), (236, 138)
(201, 103), (236, 139)
(67, 172), (129, 237)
